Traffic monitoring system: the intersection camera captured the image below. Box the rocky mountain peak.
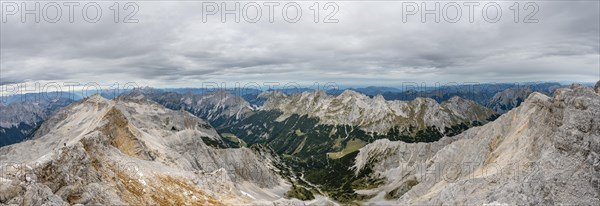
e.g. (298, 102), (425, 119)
(263, 89), (495, 134)
(132, 90), (255, 129)
(487, 87), (536, 113)
(352, 83), (600, 205)
(525, 91), (551, 104)
(447, 95), (466, 103)
(412, 96), (436, 104)
(258, 90), (286, 98)
(338, 89), (364, 99)
(445, 95), (487, 107)
(0, 93), (290, 205)
(83, 93), (108, 103)
(0, 96), (75, 147)
(373, 94), (386, 102)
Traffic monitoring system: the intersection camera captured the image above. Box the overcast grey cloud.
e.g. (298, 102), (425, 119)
(0, 1), (598, 88)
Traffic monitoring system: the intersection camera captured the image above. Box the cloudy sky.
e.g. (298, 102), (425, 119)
(1, 1), (599, 89)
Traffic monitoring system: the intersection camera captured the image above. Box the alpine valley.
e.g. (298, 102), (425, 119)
(1, 82), (599, 205)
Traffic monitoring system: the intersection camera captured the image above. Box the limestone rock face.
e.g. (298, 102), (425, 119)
(487, 87), (533, 113)
(137, 90), (254, 128)
(353, 84), (600, 205)
(0, 94), (290, 205)
(262, 90), (496, 134)
(0, 97), (73, 147)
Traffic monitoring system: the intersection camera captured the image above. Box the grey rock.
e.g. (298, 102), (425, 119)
(262, 89), (496, 134)
(487, 87), (533, 113)
(133, 90), (254, 129)
(0, 94), (290, 205)
(354, 84), (600, 205)
(0, 97), (73, 147)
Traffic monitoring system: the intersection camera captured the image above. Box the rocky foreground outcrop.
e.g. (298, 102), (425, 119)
(0, 94), (291, 205)
(353, 84), (600, 205)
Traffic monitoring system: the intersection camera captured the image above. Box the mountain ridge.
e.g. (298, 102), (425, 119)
(262, 89), (496, 135)
(351, 84), (600, 205)
(0, 94), (300, 205)
(0, 97), (74, 147)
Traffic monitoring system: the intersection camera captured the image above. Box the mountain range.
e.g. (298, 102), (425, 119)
(0, 96), (74, 147)
(0, 94), (301, 205)
(352, 84), (599, 205)
(1, 82), (598, 205)
(0, 82), (562, 148)
(261, 90), (495, 135)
